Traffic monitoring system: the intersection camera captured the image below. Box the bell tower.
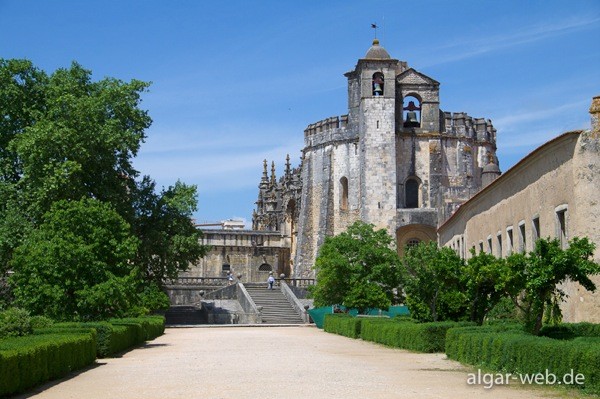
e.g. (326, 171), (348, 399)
(345, 39), (402, 232)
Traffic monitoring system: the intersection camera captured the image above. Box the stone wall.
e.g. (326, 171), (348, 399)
(438, 110), (600, 323)
(185, 230), (290, 283)
(291, 40), (499, 274)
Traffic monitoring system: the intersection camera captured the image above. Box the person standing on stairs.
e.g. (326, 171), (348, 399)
(267, 272), (275, 290)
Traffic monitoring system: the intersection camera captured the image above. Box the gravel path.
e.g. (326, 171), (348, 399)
(18, 326), (557, 399)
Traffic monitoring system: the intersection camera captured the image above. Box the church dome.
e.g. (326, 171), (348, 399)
(364, 39), (391, 59)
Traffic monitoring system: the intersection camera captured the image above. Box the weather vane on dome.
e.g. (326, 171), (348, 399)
(371, 23), (378, 39)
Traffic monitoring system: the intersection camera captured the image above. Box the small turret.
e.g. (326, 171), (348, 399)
(481, 152), (501, 188)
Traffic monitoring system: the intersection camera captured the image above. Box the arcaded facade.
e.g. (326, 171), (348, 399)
(438, 97), (600, 322)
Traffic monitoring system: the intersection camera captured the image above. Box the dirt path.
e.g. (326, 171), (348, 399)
(17, 326), (561, 399)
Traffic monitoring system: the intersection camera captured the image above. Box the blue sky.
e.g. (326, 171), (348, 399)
(1, 1), (599, 226)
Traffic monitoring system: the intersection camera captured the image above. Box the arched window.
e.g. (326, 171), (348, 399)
(340, 177), (349, 210)
(372, 73), (384, 96)
(403, 95), (421, 128)
(259, 263), (272, 272)
(405, 178), (419, 208)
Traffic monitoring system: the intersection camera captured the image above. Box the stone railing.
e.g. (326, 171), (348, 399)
(165, 277), (229, 287)
(280, 281), (310, 323)
(237, 283), (262, 324)
(165, 277), (314, 288)
(278, 278), (316, 288)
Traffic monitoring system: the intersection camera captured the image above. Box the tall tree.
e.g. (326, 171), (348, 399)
(463, 250), (506, 325)
(0, 59), (207, 308)
(402, 242), (468, 322)
(132, 178), (206, 285)
(309, 221), (402, 313)
(9, 199), (140, 320)
(501, 237), (600, 335)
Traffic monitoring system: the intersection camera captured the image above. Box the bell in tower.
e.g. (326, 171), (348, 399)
(403, 100), (421, 128)
(372, 72), (384, 96)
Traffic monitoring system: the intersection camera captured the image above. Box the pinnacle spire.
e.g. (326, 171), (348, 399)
(270, 161), (276, 185)
(285, 154), (291, 178)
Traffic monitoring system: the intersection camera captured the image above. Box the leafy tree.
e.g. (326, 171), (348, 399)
(0, 59), (207, 295)
(132, 178), (206, 285)
(9, 198), (140, 320)
(402, 242), (468, 322)
(500, 237), (600, 335)
(463, 250), (507, 325)
(309, 221), (402, 313)
(6, 61), (150, 223)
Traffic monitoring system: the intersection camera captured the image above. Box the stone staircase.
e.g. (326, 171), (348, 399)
(244, 284), (304, 324)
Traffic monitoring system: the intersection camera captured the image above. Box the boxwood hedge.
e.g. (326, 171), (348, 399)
(0, 316), (166, 396)
(45, 316), (166, 357)
(446, 326), (600, 394)
(323, 314), (363, 338)
(323, 314), (474, 353)
(360, 318), (475, 353)
(0, 331), (96, 396)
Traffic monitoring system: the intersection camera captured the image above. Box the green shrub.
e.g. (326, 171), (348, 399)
(109, 316), (166, 349)
(360, 319), (475, 352)
(0, 307), (32, 338)
(446, 326), (600, 394)
(540, 322), (600, 340)
(323, 314), (363, 338)
(46, 317), (165, 357)
(30, 315), (54, 329)
(48, 322), (114, 358)
(0, 332), (96, 396)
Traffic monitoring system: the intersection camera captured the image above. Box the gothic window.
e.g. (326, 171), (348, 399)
(372, 72), (384, 96)
(405, 178), (419, 208)
(403, 95), (421, 128)
(258, 263), (272, 272)
(340, 177), (349, 210)
(222, 263), (231, 272)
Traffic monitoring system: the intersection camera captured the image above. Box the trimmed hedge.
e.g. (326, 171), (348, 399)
(323, 314), (474, 353)
(446, 326), (600, 394)
(109, 316), (165, 341)
(540, 322), (600, 340)
(0, 316), (165, 396)
(0, 331), (96, 397)
(361, 318), (475, 352)
(46, 322), (115, 358)
(46, 316), (165, 357)
(323, 314), (363, 338)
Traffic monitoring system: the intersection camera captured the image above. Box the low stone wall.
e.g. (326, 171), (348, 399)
(281, 282), (309, 323)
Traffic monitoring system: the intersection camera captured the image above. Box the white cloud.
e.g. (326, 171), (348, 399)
(493, 100), (589, 128)
(421, 16), (600, 67)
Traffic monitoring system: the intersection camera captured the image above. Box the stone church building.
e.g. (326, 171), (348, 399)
(189, 40), (599, 322)
(253, 39), (500, 278)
